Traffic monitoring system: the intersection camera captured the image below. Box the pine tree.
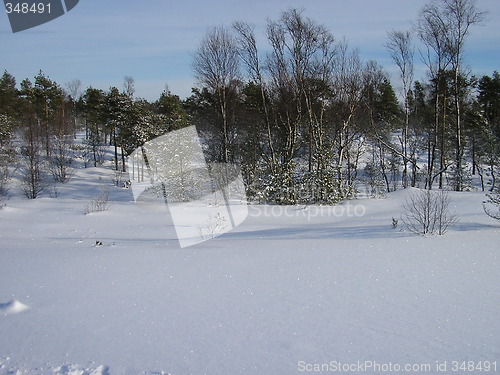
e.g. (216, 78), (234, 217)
(155, 90), (189, 131)
(475, 72), (500, 191)
(0, 71), (19, 119)
(81, 87), (106, 167)
(31, 71), (65, 156)
(105, 87), (132, 171)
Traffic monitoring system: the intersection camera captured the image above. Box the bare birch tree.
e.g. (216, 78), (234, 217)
(193, 26), (240, 163)
(331, 40), (365, 198)
(417, 1), (452, 189)
(386, 30), (415, 187)
(418, 0), (485, 190)
(233, 21), (277, 171)
(65, 79), (82, 137)
(123, 76), (135, 98)
(441, 0), (485, 191)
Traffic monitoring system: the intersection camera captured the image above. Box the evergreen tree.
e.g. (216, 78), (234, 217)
(478, 72), (500, 138)
(154, 90), (189, 131)
(105, 87), (132, 171)
(81, 87), (106, 167)
(0, 71), (19, 119)
(0, 114), (14, 199)
(0, 72), (17, 197)
(475, 72), (500, 191)
(31, 71), (65, 156)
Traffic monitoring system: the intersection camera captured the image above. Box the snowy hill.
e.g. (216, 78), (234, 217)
(0, 163), (499, 374)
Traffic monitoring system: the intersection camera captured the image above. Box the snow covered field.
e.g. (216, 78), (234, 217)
(0, 164), (499, 374)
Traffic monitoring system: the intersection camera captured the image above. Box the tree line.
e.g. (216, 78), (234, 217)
(0, 0), (499, 204)
(191, 1), (498, 203)
(0, 71), (189, 198)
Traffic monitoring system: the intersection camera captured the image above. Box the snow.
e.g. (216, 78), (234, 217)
(0, 300), (30, 315)
(0, 163), (499, 374)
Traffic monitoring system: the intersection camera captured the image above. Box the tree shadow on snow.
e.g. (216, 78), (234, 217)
(225, 223), (409, 241)
(452, 221), (499, 232)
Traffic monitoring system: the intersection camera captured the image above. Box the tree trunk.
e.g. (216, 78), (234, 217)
(113, 127), (118, 171)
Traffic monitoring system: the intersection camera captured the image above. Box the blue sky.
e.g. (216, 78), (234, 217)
(1, 0), (499, 101)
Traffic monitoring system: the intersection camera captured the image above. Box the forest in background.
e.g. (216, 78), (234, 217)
(0, 0), (499, 206)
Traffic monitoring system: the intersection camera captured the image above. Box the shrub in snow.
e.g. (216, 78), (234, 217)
(0, 165), (9, 202)
(261, 161), (297, 205)
(301, 169), (342, 204)
(391, 217), (399, 229)
(84, 185), (110, 214)
(363, 162), (387, 198)
(20, 142), (47, 199)
(447, 164), (473, 192)
(401, 189), (458, 235)
(82, 134), (106, 168)
(483, 192), (500, 221)
(49, 184), (60, 198)
(50, 134), (74, 183)
(198, 212), (227, 240)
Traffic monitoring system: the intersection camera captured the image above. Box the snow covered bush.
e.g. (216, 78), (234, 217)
(301, 169), (342, 204)
(261, 161), (297, 205)
(402, 189), (458, 235)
